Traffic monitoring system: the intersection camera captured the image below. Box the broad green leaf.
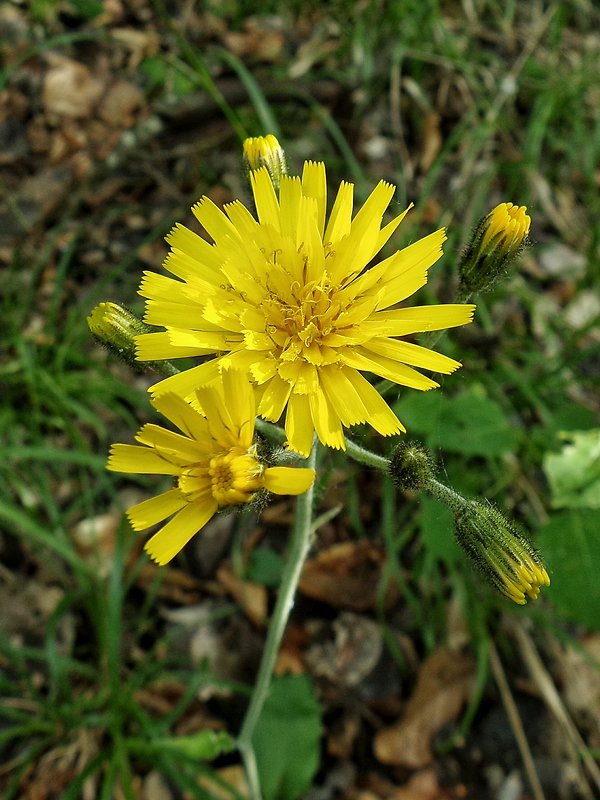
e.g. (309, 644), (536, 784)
(536, 510), (600, 630)
(543, 430), (600, 509)
(252, 674), (321, 800)
(395, 384), (519, 456)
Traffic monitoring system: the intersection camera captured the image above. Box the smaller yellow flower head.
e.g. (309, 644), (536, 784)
(480, 202), (531, 256)
(242, 134), (287, 189)
(454, 499), (549, 605)
(107, 370), (315, 565)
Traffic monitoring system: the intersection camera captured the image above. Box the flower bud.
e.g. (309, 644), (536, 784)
(389, 442), (436, 490)
(459, 203), (531, 295)
(88, 302), (154, 367)
(243, 134), (287, 190)
(453, 499), (549, 605)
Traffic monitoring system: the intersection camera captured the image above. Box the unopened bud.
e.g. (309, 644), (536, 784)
(88, 302), (152, 365)
(459, 203), (531, 295)
(389, 442), (436, 490)
(243, 134), (287, 191)
(453, 499), (549, 605)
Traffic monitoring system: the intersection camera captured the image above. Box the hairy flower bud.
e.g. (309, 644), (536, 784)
(243, 134), (287, 190)
(88, 302), (151, 363)
(389, 441), (436, 490)
(453, 499), (549, 605)
(459, 203), (531, 295)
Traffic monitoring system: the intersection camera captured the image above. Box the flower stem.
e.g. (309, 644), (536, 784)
(426, 477), (466, 514)
(345, 438), (390, 471)
(255, 418), (390, 473)
(237, 440), (318, 800)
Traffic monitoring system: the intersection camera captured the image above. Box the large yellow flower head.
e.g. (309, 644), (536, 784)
(107, 370), (315, 565)
(137, 161), (475, 456)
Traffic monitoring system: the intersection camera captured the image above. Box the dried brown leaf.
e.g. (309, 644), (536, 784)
(299, 540), (397, 610)
(374, 647), (475, 768)
(217, 563), (267, 627)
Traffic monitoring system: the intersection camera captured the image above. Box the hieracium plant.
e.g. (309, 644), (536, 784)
(89, 135), (548, 797)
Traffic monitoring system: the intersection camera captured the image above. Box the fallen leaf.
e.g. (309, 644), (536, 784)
(43, 54), (106, 119)
(217, 563), (267, 626)
(98, 79), (144, 127)
(374, 647), (475, 768)
(299, 540), (397, 610)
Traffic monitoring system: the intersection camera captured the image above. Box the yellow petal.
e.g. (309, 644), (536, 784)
(127, 489), (187, 531)
(221, 369), (256, 435)
(149, 360), (222, 398)
(309, 385), (346, 451)
(107, 444), (180, 475)
(319, 366), (368, 427)
(165, 222), (223, 272)
(363, 339), (462, 374)
(372, 304), (476, 336)
(224, 200), (259, 238)
(135, 424), (208, 463)
(342, 368), (405, 436)
(144, 499), (217, 565)
(324, 181), (353, 244)
(330, 180), (395, 282)
(192, 196), (240, 246)
(150, 393), (210, 442)
(342, 348), (439, 390)
(263, 467), (315, 495)
(374, 204), (412, 254)
(285, 393), (314, 457)
(136, 331), (204, 361)
(301, 161), (327, 237)
(251, 167), (281, 230)
(279, 175), (303, 240)
(258, 375), (292, 422)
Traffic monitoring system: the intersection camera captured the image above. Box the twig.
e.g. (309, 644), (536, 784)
(510, 620), (600, 798)
(488, 641), (546, 800)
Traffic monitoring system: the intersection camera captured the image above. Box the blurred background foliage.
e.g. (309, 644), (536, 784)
(1, 0), (599, 798)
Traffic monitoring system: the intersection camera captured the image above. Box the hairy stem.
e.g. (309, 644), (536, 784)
(237, 440), (318, 800)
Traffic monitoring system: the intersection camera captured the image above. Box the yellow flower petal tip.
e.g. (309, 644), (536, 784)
(107, 372), (315, 564)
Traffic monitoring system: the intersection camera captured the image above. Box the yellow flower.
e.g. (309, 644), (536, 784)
(107, 371), (315, 565)
(136, 163), (475, 456)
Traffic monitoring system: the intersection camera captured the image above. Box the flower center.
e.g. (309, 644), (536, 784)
(208, 449), (263, 506)
(262, 276), (346, 364)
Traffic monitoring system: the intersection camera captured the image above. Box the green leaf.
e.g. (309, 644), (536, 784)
(543, 430), (600, 509)
(252, 674), (321, 800)
(420, 496), (461, 569)
(536, 510), (600, 630)
(395, 384), (519, 456)
(247, 547), (284, 588)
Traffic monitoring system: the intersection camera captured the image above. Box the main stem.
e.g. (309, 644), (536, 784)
(237, 441), (318, 800)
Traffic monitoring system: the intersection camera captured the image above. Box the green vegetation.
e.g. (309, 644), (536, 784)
(1, 0), (599, 797)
